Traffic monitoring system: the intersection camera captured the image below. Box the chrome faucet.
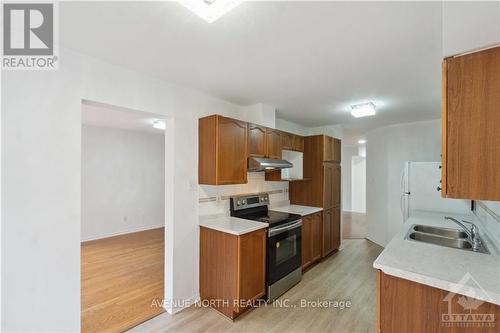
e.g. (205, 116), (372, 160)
(445, 216), (481, 251)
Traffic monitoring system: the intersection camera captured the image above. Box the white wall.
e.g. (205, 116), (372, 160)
(82, 125), (165, 241)
(1, 47), (250, 331)
(341, 146), (358, 211)
(351, 156), (366, 213)
(366, 119), (442, 246)
(275, 118), (309, 136)
(442, 1), (500, 56)
(238, 103), (276, 128)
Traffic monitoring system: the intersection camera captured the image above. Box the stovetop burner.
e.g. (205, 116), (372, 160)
(229, 193), (301, 227)
(236, 210), (301, 226)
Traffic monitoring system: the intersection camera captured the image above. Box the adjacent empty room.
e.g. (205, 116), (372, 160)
(80, 102), (166, 332)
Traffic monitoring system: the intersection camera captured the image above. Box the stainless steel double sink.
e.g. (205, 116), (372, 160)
(405, 224), (489, 254)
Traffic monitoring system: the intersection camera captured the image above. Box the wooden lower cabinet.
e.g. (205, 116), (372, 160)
(322, 207), (340, 257)
(200, 227), (266, 319)
(301, 212), (322, 269)
(377, 270), (500, 333)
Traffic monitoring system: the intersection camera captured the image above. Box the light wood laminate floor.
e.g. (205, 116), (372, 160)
(81, 227), (165, 333)
(342, 211), (367, 239)
(129, 239), (383, 333)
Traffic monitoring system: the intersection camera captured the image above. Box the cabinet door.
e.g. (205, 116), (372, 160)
(311, 213), (322, 261)
(323, 164), (333, 208)
(443, 46), (500, 200)
(281, 132), (294, 150)
(248, 124), (267, 157)
(238, 229), (266, 313)
(323, 136), (333, 161)
(293, 135), (304, 152)
(332, 139), (341, 162)
(322, 208), (333, 257)
(332, 207), (341, 251)
(266, 128), (282, 159)
(332, 164), (341, 207)
(323, 163), (341, 209)
(301, 215), (312, 269)
(217, 116), (248, 184)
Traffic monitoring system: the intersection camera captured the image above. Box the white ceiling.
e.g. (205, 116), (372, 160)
(81, 101), (166, 134)
(62, 1), (443, 137)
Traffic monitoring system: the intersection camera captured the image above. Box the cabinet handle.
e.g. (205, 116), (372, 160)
(439, 165), (442, 169)
(437, 186), (442, 192)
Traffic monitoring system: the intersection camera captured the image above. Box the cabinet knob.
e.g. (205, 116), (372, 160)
(437, 186), (442, 192)
(439, 165), (442, 169)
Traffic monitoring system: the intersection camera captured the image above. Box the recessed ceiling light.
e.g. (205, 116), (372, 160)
(351, 102), (376, 118)
(153, 120), (166, 130)
(358, 140), (366, 144)
(177, 0), (241, 23)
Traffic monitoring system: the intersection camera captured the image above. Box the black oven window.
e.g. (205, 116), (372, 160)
(275, 234), (297, 265)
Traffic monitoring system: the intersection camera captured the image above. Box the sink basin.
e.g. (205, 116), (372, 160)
(408, 232), (472, 249)
(413, 225), (468, 239)
(405, 224), (489, 254)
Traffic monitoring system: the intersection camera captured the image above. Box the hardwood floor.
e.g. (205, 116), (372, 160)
(129, 239), (383, 333)
(342, 211), (367, 239)
(81, 227), (165, 333)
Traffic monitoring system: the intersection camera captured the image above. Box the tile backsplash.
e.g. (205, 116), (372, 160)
(199, 172), (289, 216)
(475, 201), (500, 251)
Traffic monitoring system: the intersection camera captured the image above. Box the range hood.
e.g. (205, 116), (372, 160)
(248, 157), (293, 172)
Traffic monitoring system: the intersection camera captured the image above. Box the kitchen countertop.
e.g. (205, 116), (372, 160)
(271, 204), (323, 216)
(199, 214), (267, 236)
(373, 210), (500, 305)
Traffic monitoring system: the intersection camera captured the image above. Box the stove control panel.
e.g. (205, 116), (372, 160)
(230, 193), (269, 211)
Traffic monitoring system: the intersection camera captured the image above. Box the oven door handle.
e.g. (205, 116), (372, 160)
(268, 220), (302, 237)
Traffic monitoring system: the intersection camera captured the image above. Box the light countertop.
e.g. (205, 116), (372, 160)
(271, 204), (323, 216)
(373, 210), (500, 305)
(199, 214), (267, 236)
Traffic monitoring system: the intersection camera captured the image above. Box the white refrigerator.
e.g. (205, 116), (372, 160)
(401, 161), (470, 222)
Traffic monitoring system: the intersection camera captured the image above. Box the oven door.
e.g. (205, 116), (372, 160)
(267, 220), (302, 285)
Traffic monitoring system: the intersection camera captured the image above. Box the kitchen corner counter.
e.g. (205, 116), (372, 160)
(271, 204), (323, 216)
(199, 214), (267, 236)
(373, 210), (500, 306)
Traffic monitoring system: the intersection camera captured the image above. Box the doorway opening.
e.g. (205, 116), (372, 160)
(80, 100), (166, 332)
(342, 144), (367, 239)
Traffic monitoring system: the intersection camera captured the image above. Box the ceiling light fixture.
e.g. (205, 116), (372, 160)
(358, 140), (367, 144)
(350, 102), (376, 118)
(177, 0), (241, 23)
(153, 120), (166, 130)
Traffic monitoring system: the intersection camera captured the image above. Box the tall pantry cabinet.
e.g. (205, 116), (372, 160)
(289, 135), (342, 256)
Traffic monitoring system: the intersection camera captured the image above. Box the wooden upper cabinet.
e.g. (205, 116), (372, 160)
(323, 162), (341, 209)
(442, 46), (500, 200)
(293, 135), (304, 152)
(281, 132), (294, 151)
(323, 136), (341, 162)
(199, 115), (248, 185)
(323, 163), (333, 209)
(282, 132), (304, 152)
(248, 123), (267, 157)
(266, 128), (282, 159)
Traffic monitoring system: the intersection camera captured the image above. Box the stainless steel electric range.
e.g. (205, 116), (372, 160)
(230, 193), (302, 301)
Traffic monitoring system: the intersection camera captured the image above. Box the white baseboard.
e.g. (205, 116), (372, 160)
(81, 223), (165, 242)
(365, 234), (386, 248)
(164, 293), (201, 315)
